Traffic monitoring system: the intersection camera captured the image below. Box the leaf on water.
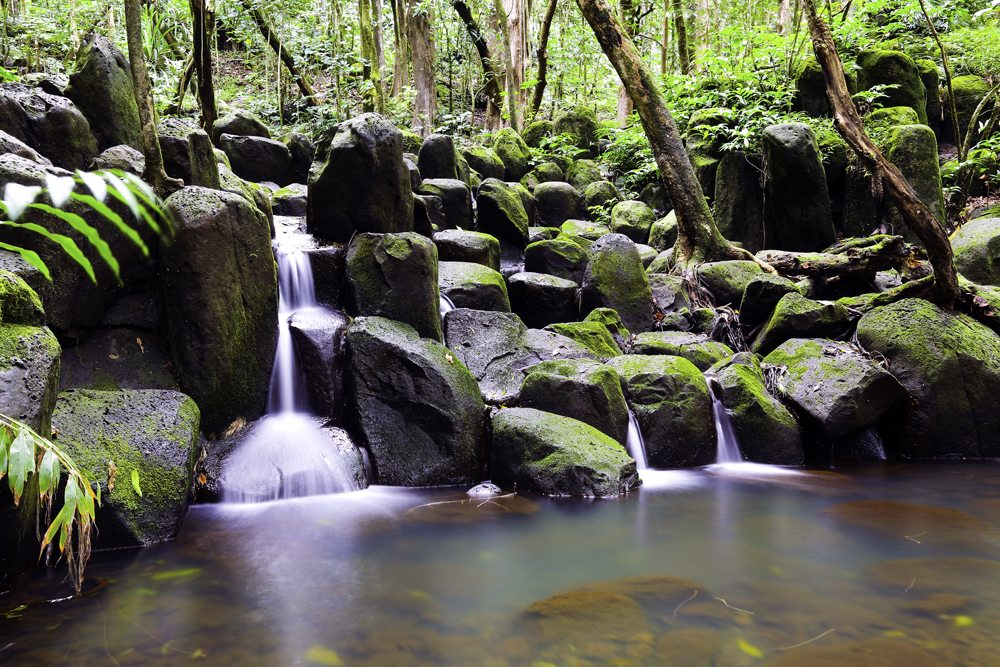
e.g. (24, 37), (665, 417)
(131, 468), (142, 496)
(44, 173), (76, 208)
(151, 568), (202, 581)
(737, 638), (763, 659)
(3, 183), (41, 221)
(954, 615), (975, 627)
(76, 170), (107, 202)
(303, 646), (344, 666)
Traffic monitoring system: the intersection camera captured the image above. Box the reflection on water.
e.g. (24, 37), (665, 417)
(5, 461), (1000, 666)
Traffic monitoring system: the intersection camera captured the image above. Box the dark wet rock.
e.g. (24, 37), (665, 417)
(0, 322), (60, 434)
(610, 200), (655, 244)
(632, 331), (733, 370)
(59, 327), (174, 393)
(0, 83), (98, 170)
(524, 238), (588, 284)
(580, 233), (654, 333)
(507, 271), (579, 329)
(211, 109), (271, 144)
(64, 34), (142, 151)
(412, 193), (444, 237)
(219, 133), (295, 186)
(271, 183), (308, 216)
(303, 245), (346, 310)
(528, 226), (561, 244)
(404, 156), (421, 193)
(697, 260), (763, 307)
(419, 178), (472, 230)
(0, 128), (51, 165)
(161, 187), (278, 435)
(606, 355), (716, 467)
(461, 145), (504, 180)
(534, 181), (585, 227)
(279, 132), (314, 183)
(434, 229), (501, 270)
(345, 316), (486, 486)
(416, 133), (458, 180)
(648, 212), (678, 251)
(714, 151), (765, 253)
(476, 178), (529, 248)
(307, 113), (413, 243)
(492, 408), (639, 496)
(444, 308), (597, 403)
(544, 321), (622, 362)
(158, 117), (220, 187)
(491, 128), (531, 181)
(439, 261), (510, 312)
(883, 125), (945, 245)
(639, 182), (672, 214)
(90, 144), (143, 172)
(952, 217), (1000, 286)
(289, 308), (350, 421)
(751, 293), (852, 356)
(648, 274), (691, 313)
(795, 55), (856, 117)
(51, 388), (200, 549)
(739, 274), (802, 328)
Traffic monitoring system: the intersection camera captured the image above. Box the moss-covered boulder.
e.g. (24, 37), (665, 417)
(856, 50), (927, 124)
(521, 120), (554, 148)
(580, 234), (654, 333)
(218, 163), (273, 229)
(632, 331), (733, 370)
(492, 128), (531, 181)
(507, 271), (580, 328)
(648, 250), (673, 274)
(524, 238), (588, 284)
(434, 229), (501, 271)
(51, 388), (200, 549)
(710, 355), (803, 465)
(584, 307), (630, 349)
(567, 159), (602, 192)
(763, 339), (907, 459)
(739, 273), (802, 328)
(0, 83), (98, 171)
(401, 129), (423, 153)
(883, 124), (946, 243)
(419, 178), (472, 230)
(439, 261), (510, 312)
(161, 187), (278, 435)
(476, 178), (529, 248)
(0, 322), (59, 434)
(685, 108), (729, 200)
(307, 113), (413, 243)
(952, 218), (1000, 285)
(347, 232), (441, 341)
(636, 243), (657, 268)
(461, 145), (504, 180)
(916, 59), (941, 128)
(763, 123), (837, 252)
(863, 106), (920, 144)
(91, 144), (143, 173)
(945, 75), (994, 143)
(856, 298), (1000, 457)
(639, 182), (672, 214)
(64, 34), (142, 151)
(544, 321), (622, 362)
(561, 219), (609, 240)
(519, 359), (629, 444)
(610, 200), (655, 244)
(584, 180), (622, 214)
(279, 132), (314, 183)
(0, 270), (44, 326)
(271, 183), (307, 217)
(346, 317), (486, 485)
(554, 105), (600, 151)
(444, 308), (596, 403)
(795, 55), (857, 117)
(491, 407), (639, 496)
(647, 212), (679, 251)
(534, 181), (586, 227)
(751, 293), (852, 356)
(606, 355), (716, 467)
(522, 161), (565, 190)
(697, 260), (763, 307)
(714, 151), (765, 253)
(211, 109), (271, 144)
(648, 273), (690, 313)
(528, 226), (561, 244)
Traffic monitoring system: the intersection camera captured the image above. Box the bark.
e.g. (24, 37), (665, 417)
(372, 0), (386, 98)
(190, 0), (217, 133)
(124, 0), (182, 193)
(389, 0), (406, 96)
(173, 53), (195, 113)
(530, 0), (558, 118)
(452, 0), (504, 114)
(616, 0), (639, 124)
(672, 0), (690, 74)
(491, 0), (519, 130)
(574, 0), (759, 270)
(239, 0), (318, 105)
(407, 0), (437, 135)
(777, 0), (791, 34)
(757, 235), (927, 278)
(802, 0), (959, 307)
(661, 0), (669, 75)
(359, 0), (386, 113)
(505, 0), (528, 113)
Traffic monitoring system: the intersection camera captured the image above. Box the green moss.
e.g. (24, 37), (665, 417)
(401, 130), (424, 154)
(0, 323), (59, 371)
(0, 271), (44, 325)
(885, 124), (946, 227)
(610, 200), (656, 244)
(553, 106), (599, 149)
(555, 232), (593, 251)
(567, 160), (602, 193)
(632, 331), (734, 370)
(947, 75), (994, 142)
(561, 219), (609, 240)
(865, 106), (920, 148)
(543, 322), (622, 361)
(491, 129), (531, 181)
(584, 307), (630, 340)
(521, 120), (554, 148)
(856, 50), (927, 124)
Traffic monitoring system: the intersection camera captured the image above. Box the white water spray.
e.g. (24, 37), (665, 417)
(707, 376), (744, 464)
(625, 410), (648, 471)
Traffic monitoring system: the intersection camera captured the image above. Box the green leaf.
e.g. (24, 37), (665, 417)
(0, 426), (11, 481)
(0, 242), (50, 281)
(8, 427), (35, 505)
(131, 468), (142, 497)
(76, 170), (107, 202)
(71, 193), (149, 257)
(9, 219), (96, 283)
(41, 501), (69, 553)
(103, 172), (140, 219)
(28, 203), (121, 282)
(151, 568), (202, 580)
(38, 447), (60, 500)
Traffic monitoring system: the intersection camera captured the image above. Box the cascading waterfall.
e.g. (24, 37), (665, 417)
(221, 241), (358, 503)
(707, 376), (744, 464)
(625, 410), (648, 471)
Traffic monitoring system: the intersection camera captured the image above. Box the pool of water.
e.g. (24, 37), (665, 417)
(4, 461), (1000, 666)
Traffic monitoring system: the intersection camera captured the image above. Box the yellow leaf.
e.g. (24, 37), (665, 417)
(737, 638), (764, 659)
(955, 615), (975, 627)
(303, 646), (343, 666)
(131, 468), (142, 496)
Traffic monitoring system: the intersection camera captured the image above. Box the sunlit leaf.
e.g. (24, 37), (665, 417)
(3, 183), (42, 221)
(737, 638), (763, 658)
(29, 203), (120, 280)
(151, 568), (202, 580)
(131, 468), (142, 497)
(104, 171), (140, 219)
(303, 646), (344, 666)
(955, 615), (975, 627)
(8, 427), (35, 505)
(71, 193), (149, 257)
(0, 242), (50, 281)
(44, 173), (76, 208)
(0, 426), (10, 480)
(77, 170), (107, 202)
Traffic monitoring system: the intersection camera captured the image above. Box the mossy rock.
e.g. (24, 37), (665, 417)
(534, 181), (585, 227)
(953, 218), (1000, 286)
(856, 49), (928, 124)
(51, 388), (200, 549)
(751, 293), (852, 356)
(584, 307), (630, 347)
(561, 219), (609, 240)
(64, 34), (142, 151)
(544, 321), (622, 362)
(639, 182), (672, 213)
(0, 270), (44, 326)
(528, 226), (561, 244)
(419, 178), (473, 230)
(476, 178), (529, 248)
(491, 407), (639, 496)
(0, 323), (60, 433)
(521, 120), (554, 148)
(610, 200), (655, 245)
(211, 109), (271, 143)
(945, 75), (994, 143)
(916, 59), (941, 126)
(648, 273), (690, 313)
(713, 151), (765, 253)
(584, 180), (622, 217)
(883, 124), (946, 240)
(401, 129), (424, 153)
(697, 260), (763, 307)
(647, 211), (679, 252)
(417, 133), (458, 180)
(521, 161), (564, 190)
(439, 260), (510, 312)
(580, 234), (655, 333)
(795, 55), (858, 117)
(555, 231), (593, 251)
(632, 331), (733, 370)
(566, 159), (602, 193)
(434, 229), (501, 271)
(462, 145), (504, 181)
(864, 106), (920, 148)
(524, 238), (589, 284)
(739, 273), (802, 328)
(491, 128), (531, 181)
(685, 108), (730, 199)
(553, 105), (599, 150)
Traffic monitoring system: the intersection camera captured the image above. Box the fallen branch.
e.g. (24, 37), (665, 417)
(758, 235), (926, 279)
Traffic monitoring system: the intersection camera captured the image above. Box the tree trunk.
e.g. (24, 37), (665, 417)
(530, 0), (558, 118)
(491, 0), (519, 130)
(616, 0), (639, 124)
(505, 0), (527, 114)
(124, 0), (182, 193)
(190, 0), (217, 134)
(389, 0), (406, 96)
(574, 0), (755, 270)
(453, 0), (504, 116)
(239, 0), (318, 105)
(372, 0), (386, 98)
(777, 0), (791, 34)
(359, 0), (386, 113)
(173, 53), (195, 113)
(661, 0), (669, 75)
(407, 0), (436, 135)
(672, 0), (690, 74)
(801, 0), (959, 307)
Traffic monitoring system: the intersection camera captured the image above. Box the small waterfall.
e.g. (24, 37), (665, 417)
(707, 376), (743, 464)
(440, 292), (456, 333)
(625, 410), (648, 470)
(221, 241), (358, 502)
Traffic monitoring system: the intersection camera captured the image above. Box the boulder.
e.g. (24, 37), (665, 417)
(580, 234), (654, 332)
(401, 129), (423, 153)
(566, 159), (602, 192)
(271, 183), (308, 216)
(218, 164), (272, 229)
(606, 355), (716, 467)
(648, 212), (678, 251)
(220, 133), (295, 186)
(751, 293), (852, 356)
(584, 307), (630, 349)
(461, 145), (504, 180)
(795, 55), (856, 117)
(417, 133), (458, 180)
(0, 128), (51, 165)
(419, 178), (472, 230)
(90, 144), (143, 173)
(856, 49), (928, 124)
(404, 156), (421, 192)
(524, 238), (588, 284)
(491, 128), (531, 181)
(412, 193), (445, 236)
(739, 273), (802, 328)
(521, 120), (553, 148)
(763, 123), (837, 252)
(346, 232), (441, 341)
(952, 217), (1000, 286)
(528, 226), (561, 244)
(856, 298), (1000, 457)
(648, 274), (690, 313)
(945, 75), (994, 144)
(58, 325), (174, 393)
(51, 388), (200, 549)
(0, 270), (45, 326)
(439, 261), (510, 312)
(161, 187), (278, 435)
(288, 308), (350, 420)
(0, 83), (98, 170)
(443, 308), (597, 403)
(159, 117), (220, 187)
(455, 149), (472, 185)
(304, 245), (346, 310)
(434, 229), (501, 270)
(639, 182), (672, 214)
(553, 105), (599, 151)
(714, 151), (765, 253)
(697, 260), (763, 307)
(491, 408), (639, 496)
(507, 272), (579, 328)
(544, 322), (622, 362)
(610, 200), (655, 244)
(211, 109), (271, 144)
(632, 331), (733, 370)
(64, 34), (142, 151)
(534, 181), (585, 227)
(476, 178), (529, 248)
(584, 180), (622, 213)
(509, 181), (535, 222)
(561, 219), (609, 240)
(307, 113), (413, 242)
(684, 108), (728, 200)
(521, 162), (564, 190)
(636, 243), (657, 268)
(279, 132), (314, 183)
(0, 322), (60, 434)
(883, 125), (946, 244)
(346, 316), (486, 485)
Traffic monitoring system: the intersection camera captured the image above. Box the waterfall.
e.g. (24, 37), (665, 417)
(707, 376), (744, 464)
(221, 241), (358, 503)
(625, 410), (648, 470)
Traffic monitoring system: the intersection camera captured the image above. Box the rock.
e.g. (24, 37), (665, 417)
(21, 72), (69, 96)
(685, 108), (728, 200)
(647, 250), (673, 275)
(51, 388), (200, 549)
(404, 156), (421, 193)
(763, 638), (939, 667)
(492, 408), (639, 496)
(639, 182), (672, 214)
(0, 128), (51, 165)
(524, 238), (588, 285)
(461, 145), (504, 180)
(561, 219), (610, 240)
(714, 151), (765, 253)
(159, 117), (221, 187)
(636, 243), (657, 268)
(346, 232), (441, 341)
(519, 358), (629, 444)
(303, 245), (346, 309)
(525, 162), (565, 190)
(584, 307), (630, 348)
(763, 123), (837, 252)
(697, 260), (763, 307)
(739, 274), (802, 328)
(648, 274), (691, 313)
(211, 109), (271, 144)
(279, 132), (314, 183)
(952, 217), (1000, 286)
(856, 49), (928, 124)
(566, 159), (601, 192)
(0, 270), (44, 326)
(0, 322), (60, 433)
(710, 356), (803, 465)
(606, 355), (716, 466)
(307, 113), (413, 243)
(521, 120), (553, 148)
(857, 298), (1000, 457)
(288, 308), (350, 420)
(584, 180), (621, 213)
(434, 229), (501, 270)
(417, 133), (458, 180)
(763, 338), (907, 452)
(476, 178), (529, 248)
(412, 193), (444, 236)
(580, 234), (654, 333)
(883, 125), (946, 244)
(534, 181), (585, 227)
(816, 127), (850, 230)
(455, 149), (472, 185)
(419, 178), (472, 230)
(219, 133), (295, 186)
(553, 105), (599, 151)
(544, 322), (622, 361)
(401, 129), (423, 153)
(90, 144), (143, 172)
(0, 84), (98, 170)
(271, 183), (308, 216)
(508, 181), (535, 222)
(491, 128), (531, 181)
(506, 272), (579, 328)
(864, 105), (919, 138)
(443, 308), (597, 403)
(752, 293), (852, 356)
(58, 323), (173, 391)
(519, 590), (648, 645)
(161, 187), (278, 435)
(64, 34), (142, 151)
(633, 331), (733, 370)
(218, 164), (272, 229)
(610, 200), (655, 244)
(945, 75), (994, 143)
(648, 211), (678, 250)
(345, 316), (486, 485)
(214, 147), (230, 168)
(916, 59), (941, 128)
(528, 226), (561, 244)
(439, 261), (510, 312)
